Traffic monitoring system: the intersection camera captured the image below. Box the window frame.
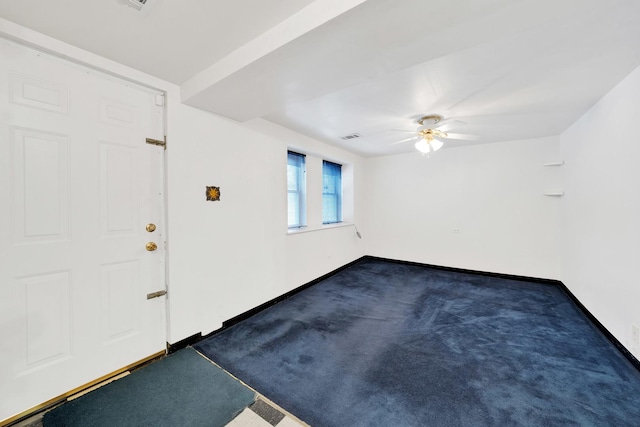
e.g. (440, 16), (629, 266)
(287, 151), (306, 229)
(322, 160), (342, 225)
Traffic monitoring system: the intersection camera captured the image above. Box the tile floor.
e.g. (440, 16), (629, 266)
(226, 397), (307, 427)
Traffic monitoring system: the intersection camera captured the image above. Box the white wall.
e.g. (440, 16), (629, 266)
(166, 115), (366, 341)
(364, 137), (562, 280)
(560, 65), (640, 359)
(165, 106), (288, 341)
(245, 120), (366, 293)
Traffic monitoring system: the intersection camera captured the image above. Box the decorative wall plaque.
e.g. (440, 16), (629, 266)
(206, 186), (220, 201)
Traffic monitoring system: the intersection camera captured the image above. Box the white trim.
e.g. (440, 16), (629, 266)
(0, 17), (174, 93)
(287, 222), (353, 235)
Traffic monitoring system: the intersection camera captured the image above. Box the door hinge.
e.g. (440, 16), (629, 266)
(147, 290), (167, 299)
(146, 136), (166, 150)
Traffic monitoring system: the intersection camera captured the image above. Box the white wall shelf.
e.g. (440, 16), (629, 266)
(544, 192), (564, 197)
(543, 161), (564, 166)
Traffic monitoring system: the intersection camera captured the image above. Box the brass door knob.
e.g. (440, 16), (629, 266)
(146, 242), (158, 251)
(146, 223), (156, 232)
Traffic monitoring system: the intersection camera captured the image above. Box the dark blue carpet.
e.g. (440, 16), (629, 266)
(195, 259), (640, 426)
(44, 347), (255, 427)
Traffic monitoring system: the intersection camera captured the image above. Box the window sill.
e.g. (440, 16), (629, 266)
(287, 222), (352, 235)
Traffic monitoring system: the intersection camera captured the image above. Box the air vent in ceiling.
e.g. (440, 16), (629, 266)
(341, 133), (361, 141)
(118, 0), (148, 11)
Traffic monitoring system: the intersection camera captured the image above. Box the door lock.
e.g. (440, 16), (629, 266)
(146, 223), (156, 232)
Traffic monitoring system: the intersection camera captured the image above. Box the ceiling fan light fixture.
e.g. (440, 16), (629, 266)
(417, 114), (444, 126)
(391, 113), (477, 154)
(415, 139), (431, 153)
(431, 139), (444, 151)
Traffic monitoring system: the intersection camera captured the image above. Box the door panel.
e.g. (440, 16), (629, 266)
(10, 72), (69, 114)
(12, 128), (70, 244)
(16, 271), (72, 370)
(100, 142), (138, 235)
(0, 38), (166, 421)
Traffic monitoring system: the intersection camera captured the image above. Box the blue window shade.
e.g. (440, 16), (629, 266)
(287, 151), (306, 228)
(322, 160), (342, 224)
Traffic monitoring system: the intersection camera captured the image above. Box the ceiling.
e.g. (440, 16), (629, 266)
(0, 0), (315, 84)
(1, 0), (640, 157)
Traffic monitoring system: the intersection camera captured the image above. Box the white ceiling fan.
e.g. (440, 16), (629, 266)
(393, 114), (479, 154)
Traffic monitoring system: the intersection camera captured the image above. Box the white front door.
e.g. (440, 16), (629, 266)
(0, 39), (167, 421)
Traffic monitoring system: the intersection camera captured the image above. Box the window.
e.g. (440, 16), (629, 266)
(322, 160), (342, 224)
(287, 151), (306, 228)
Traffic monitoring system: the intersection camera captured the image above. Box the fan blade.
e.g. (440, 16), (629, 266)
(445, 133), (479, 141)
(435, 119), (465, 132)
(391, 136), (420, 145)
(390, 129), (418, 133)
